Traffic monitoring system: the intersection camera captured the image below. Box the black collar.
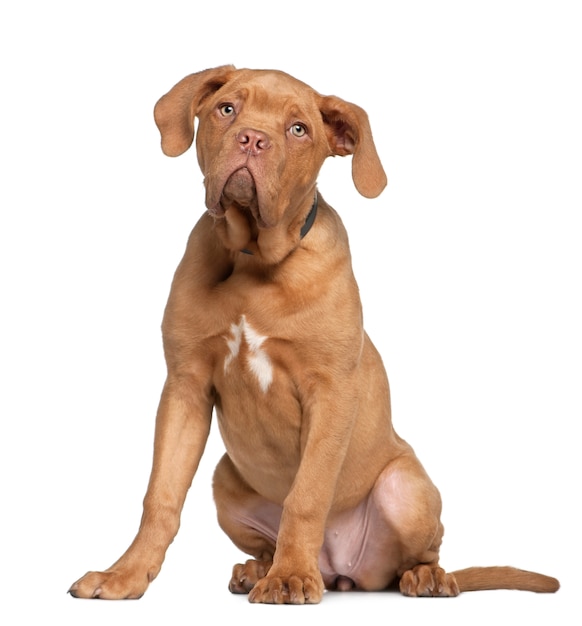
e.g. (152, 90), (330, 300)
(299, 192), (318, 239)
(241, 193), (318, 255)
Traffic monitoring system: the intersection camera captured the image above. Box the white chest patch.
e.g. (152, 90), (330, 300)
(223, 315), (273, 392)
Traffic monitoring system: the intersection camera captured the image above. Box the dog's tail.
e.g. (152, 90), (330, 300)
(451, 566), (559, 593)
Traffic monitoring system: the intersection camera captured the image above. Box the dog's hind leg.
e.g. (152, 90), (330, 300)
(213, 454), (281, 594)
(364, 452), (460, 597)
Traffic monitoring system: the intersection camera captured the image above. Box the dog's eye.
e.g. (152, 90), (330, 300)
(219, 104), (235, 117)
(290, 123), (307, 137)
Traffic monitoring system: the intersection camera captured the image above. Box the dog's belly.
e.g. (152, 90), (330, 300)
(230, 489), (399, 591)
(322, 489), (403, 590)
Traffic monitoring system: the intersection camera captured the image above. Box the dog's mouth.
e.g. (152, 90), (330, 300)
(222, 167), (256, 207)
(209, 166), (271, 229)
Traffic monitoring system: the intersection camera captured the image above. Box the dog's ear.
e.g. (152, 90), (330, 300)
(154, 65), (236, 157)
(319, 96), (387, 198)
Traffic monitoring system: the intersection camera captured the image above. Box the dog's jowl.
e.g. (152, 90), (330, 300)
(69, 66), (559, 603)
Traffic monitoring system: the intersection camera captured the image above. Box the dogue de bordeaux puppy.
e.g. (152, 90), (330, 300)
(70, 66), (559, 603)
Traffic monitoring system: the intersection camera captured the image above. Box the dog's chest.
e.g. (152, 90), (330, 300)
(221, 314), (274, 393)
(208, 271), (306, 398)
(212, 310), (305, 493)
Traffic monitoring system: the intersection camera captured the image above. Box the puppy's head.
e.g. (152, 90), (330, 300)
(154, 66), (386, 256)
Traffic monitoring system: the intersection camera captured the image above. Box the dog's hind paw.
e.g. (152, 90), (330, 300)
(399, 564), (460, 597)
(229, 559), (272, 594)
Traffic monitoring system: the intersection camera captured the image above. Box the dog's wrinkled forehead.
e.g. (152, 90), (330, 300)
(236, 69), (312, 93)
(204, 70), (320, 121)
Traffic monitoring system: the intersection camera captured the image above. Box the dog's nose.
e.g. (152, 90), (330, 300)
(236, 128), (271, 154)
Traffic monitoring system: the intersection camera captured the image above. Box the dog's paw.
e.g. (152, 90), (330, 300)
(247, 569), (324, 604)
(229, 559), (272, 594)
(399, 564), (460, 597)
(68, 568), (152, 600)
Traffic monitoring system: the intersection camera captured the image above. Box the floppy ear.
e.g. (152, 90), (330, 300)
(319, 95), (387, 198)
(154, 65), (236, 157)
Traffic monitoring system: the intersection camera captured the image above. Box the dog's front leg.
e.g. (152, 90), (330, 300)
(69, 375), (213, 599)
(247, 389), (357, 605)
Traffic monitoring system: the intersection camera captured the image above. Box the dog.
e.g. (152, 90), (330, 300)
(69, 66), (559, 603)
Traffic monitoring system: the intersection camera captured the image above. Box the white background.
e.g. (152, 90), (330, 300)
(1, 1), (580, 624)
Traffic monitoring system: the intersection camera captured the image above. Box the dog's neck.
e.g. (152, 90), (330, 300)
(240, 193), (318, 256)
(213, 192), (319, 264)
